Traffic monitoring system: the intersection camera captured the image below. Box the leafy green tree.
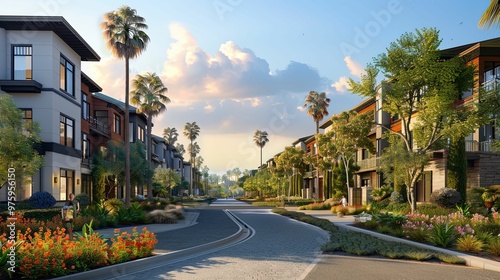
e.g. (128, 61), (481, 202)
(101, 5), (150, 207)
(152, 167), (181, 197)
(321, 111), (374, 193)
(274, 146), (306, 199)
(447, 136), (467, 202)
(131, 72), (170, 199)
(0, 95), (44, 190)
(349, 28), (481, 212)
(253, 130), (269, 168)
(184, 122), (200, 195)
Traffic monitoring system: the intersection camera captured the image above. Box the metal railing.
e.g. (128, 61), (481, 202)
(86, 117), (109, 136)
(357, 157), (380, 170)
(465, 140), (494, 152)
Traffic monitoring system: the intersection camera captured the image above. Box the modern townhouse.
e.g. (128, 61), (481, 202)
(322, 37), (500, 205)
(0, 15), (100, 201)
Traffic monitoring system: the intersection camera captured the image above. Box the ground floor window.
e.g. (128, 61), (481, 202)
(60, 169), (74, 200)
(416, 171), (432, 202)
(81, 174), (92, 201)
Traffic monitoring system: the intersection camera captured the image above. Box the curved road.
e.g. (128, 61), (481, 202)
(109, 199), (500, 279)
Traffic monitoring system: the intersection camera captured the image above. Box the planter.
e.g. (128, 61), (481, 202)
(337, 212), (344, 218)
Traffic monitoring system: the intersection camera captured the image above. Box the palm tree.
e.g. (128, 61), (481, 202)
(130, 72), (170, 199)
(253, 130), (269, 168)
(479, 0), (500, 29)
(163, 127), (178, 168)
(304, 91), (331, 134)
(304, 90), (330, 199)
(184, 122), (200, 195)
(101, 6), (150, 207)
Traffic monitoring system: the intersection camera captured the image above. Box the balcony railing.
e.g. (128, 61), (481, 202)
(465, 140), (495, 152)
(357, 157), (380, 170)
(86, 117), (109, 137)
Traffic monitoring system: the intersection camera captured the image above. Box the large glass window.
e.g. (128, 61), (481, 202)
(60, 55), (74, 96)
(82, 93), (90, 120)
(138, 125), (145, 142)
(60, 169), (74, 200)
(13, 45), (33, 80)
(60, 114), (74, 147)
(20, 108), (32, 136)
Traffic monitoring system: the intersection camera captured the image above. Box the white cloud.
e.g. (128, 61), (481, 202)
(330, 56), (365, 94)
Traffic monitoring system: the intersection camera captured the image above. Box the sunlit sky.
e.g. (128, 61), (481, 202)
(1, 0), (498, 175)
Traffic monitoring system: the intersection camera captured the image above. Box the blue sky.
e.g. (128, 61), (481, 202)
(1, 0), (498, 175)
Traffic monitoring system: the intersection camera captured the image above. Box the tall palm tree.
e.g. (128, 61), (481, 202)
(253, 130), (269, 168)
(479, 0), (500, 29)
(304, 91), (331, 134)
(131, 72), (170, 199)
(101, 6), (150, 207)
(163, 127), (178, 168)
(184, 122), (200, 195)
(304, 90), (330, 200)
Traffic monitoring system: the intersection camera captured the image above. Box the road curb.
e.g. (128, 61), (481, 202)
(53, 211), (251, 280)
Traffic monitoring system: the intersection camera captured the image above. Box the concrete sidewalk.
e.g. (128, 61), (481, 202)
(287, 208), (500, 273)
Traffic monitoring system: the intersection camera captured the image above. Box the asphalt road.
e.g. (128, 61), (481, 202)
(100, 199), (500, 280)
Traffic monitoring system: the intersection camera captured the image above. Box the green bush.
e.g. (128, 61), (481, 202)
(389, 191), (404, 204)
(28, 191), (56, 209)
(75, 193), (91, 208)
(430, 188), (462, 208)
(426, 221), (458, 248)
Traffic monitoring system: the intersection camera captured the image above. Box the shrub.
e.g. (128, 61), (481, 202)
(389, 191), (404, 204)
(75, 193), (91, 208)
(426, 221), (458, 248)
(455, 235), (484, 252)
(104, 198), (125, 215)
(28, 191), (56, 209)
(486, 237), (500, 256)
(371, 185), (393, 202)
(430, 188), (461, 208)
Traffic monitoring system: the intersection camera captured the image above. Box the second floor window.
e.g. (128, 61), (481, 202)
(114, 114), (121, 134)
(82, 93), (90, 119)
(20, 108), (32, 136)
(60, 114), (74, 148)
(60, 56), (74, 96)
(13, 45), (33, 80)
(138, 126), (145, 142)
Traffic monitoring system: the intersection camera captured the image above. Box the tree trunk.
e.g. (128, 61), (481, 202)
(146, 116), (153, 199)
(124, 57), (131, 207)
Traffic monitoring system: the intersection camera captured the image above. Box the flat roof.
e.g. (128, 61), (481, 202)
(0, 15), (100, 61)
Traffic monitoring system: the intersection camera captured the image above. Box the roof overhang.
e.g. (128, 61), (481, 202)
(0, 15), (100, 61)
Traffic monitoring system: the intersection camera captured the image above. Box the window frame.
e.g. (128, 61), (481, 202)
(59, 55), (75, 96)
(82, 92), (90, 120)
(114, 113), (121, 135)
(12, 45), (33, 80)
(60, 114), (74, 148)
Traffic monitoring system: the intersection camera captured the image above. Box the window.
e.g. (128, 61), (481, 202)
(138, 126), (145, 142)
(60, 114), (74, 147)
(361, 149), (369, 160)
(129, 123), (134, 142)
(60, 55), (74, 96)
(82, 93), (90, 119)
(114, 114), (121, 134)
(20, 108), (32, 136)
(82, 133), (90, 159)
(13, 45), (32, 80)
(60, 169), (74, 200)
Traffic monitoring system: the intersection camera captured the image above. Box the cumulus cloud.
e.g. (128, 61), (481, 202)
(161, 23), (328, 106)
(330, 56), (365, 94)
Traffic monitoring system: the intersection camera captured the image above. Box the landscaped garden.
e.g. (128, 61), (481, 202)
(273, 185), (500, 264)
(0, 192), (188, 279)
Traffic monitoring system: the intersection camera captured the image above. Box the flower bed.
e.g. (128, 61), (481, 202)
(1, 224), (157, 279)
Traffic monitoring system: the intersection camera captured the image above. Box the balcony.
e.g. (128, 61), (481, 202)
(357, 157), (380, 171)
(466, 140), (495, 152)
(86, 117), (110, 137)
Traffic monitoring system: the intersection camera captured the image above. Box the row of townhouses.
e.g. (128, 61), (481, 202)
(0, 15), (194, 202)
(267, 37), (500, 205)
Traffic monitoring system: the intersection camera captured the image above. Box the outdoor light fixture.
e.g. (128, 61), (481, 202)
(54, 176), (58, 184)
(76, 179), (80, 185)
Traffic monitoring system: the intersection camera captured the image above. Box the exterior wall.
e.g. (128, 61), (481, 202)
(478, 153), (500, 187)
(0, 29), (84, 201)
